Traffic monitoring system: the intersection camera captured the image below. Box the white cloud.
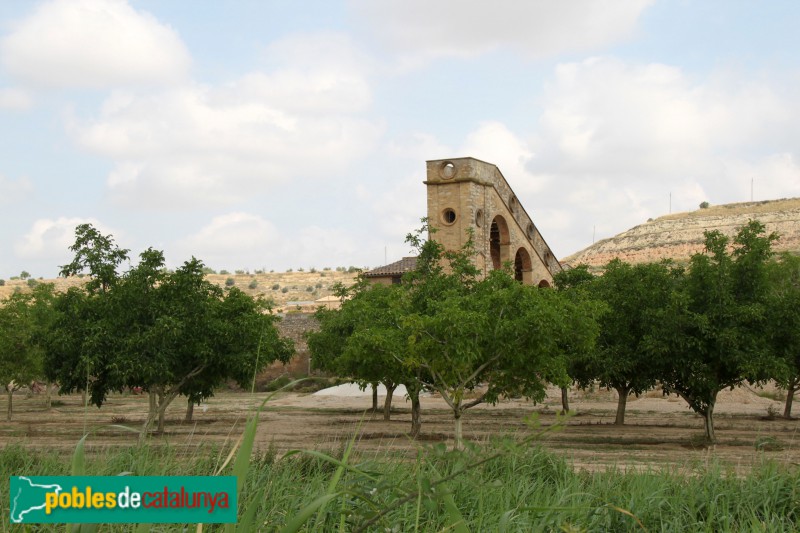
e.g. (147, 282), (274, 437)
(15, 216), (110, 260)
(521, 57), (800, 256)
(0, 174), (33, 203)
(460, 122), (547, 197)
(0, 88), (32, 110)
(349, 0), (653, 65)
(179, 212), (278, 258)
(722, 153), (800, 202)
(1, 0), (190, 89)
(67, 33), (383, 208)
(175, 213), (366, 272)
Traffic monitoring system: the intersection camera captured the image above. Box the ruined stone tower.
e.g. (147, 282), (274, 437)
(425, 157), (562, 286)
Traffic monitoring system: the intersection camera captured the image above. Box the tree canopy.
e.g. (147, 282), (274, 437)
(646, 220), (781, 442)
(45, 224), (293, 434)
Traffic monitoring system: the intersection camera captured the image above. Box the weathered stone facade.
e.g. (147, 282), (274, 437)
(259, 312), (319, 381)
(425, 157), (562, 286)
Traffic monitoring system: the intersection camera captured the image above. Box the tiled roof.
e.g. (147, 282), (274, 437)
(364, 256), (418, 277)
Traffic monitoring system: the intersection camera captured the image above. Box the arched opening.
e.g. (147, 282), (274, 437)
(490, 216), (510, 269)
(538, 279), (551, 288)
(513, 247), (533, 284)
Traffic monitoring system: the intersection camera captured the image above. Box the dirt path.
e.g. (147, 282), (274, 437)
(2, 385), (797, 473)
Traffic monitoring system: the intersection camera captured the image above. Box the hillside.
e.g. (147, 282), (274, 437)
(563, 198), (800, 269)
(0, 270), (358, 312)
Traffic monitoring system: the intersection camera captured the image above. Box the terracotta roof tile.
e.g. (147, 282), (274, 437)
(364, 256), (418, 277)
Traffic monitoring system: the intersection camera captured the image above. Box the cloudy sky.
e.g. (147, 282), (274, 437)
(1, 0), (799, 278)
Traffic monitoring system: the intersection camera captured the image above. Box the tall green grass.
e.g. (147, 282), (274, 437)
(2, 439), (798, 532)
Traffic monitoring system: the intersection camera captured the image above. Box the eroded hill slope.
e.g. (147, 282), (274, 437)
(563, 198), (800, 269)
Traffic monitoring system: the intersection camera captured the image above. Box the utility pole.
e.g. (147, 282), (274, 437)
(669, 192), (672, 214)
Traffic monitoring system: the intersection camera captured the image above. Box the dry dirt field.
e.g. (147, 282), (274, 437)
(2, 384), (798, 473)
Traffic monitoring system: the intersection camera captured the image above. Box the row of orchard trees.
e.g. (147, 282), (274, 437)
(310, 220), (800, 445)
(309, 226), (601, 448)
(0, 224), (293, 432)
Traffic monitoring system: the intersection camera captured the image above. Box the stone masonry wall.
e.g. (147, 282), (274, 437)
(259, 312), (320, 381)
(425, 157), (561, 285)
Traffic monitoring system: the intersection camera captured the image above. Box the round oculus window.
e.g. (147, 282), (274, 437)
(440, 161), (456, 179)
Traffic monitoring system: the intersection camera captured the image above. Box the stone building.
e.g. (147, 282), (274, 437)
(362, 256), (417, 285)
(425, 157), (562, 286)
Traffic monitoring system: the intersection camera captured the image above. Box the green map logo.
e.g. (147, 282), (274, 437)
(9, 476), (237, 524)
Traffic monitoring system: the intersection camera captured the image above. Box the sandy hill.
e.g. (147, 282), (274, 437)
(563, 198), (800, 270)
(0, 270), (358, 312)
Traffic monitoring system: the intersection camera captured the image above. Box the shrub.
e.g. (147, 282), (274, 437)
(315, 282), (323, 288)
(225, 277), (235, 287)
(220, 270), (229, 275)
(20, 271), (30, 280)
(286, 268), (293, 273)
(263, 375), (292, 392)
(235, 269), (245, 275)
(26, 279), (38, 288)
(201, 267), (216, 274)
(281, 287), (289, 293)
(700, 201), (710, 209)
(347, 266), (360, 273)
(0, 279), (4, 286)
(272, 284), (280, 290)
(306, 286), (313, 292)
(248, 280), (258, 289)
(323, 267), (331, 271)
(310, 267), (317, 273)
(298, 267), (304, 272)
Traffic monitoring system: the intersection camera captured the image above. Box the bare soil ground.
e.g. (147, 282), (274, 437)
(2, 384), (798, 473)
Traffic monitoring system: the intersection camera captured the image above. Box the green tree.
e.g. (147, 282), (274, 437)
(19, 270), (30, 280)
(765, 253), (800, 417)
(309, 279), (424, 431)
(59, 223), (130, 293)
(553, 264), (598, 413)
(585, 260), (675, 425)
(46, 227), (293, 435)
(402, 228), (598, 449)
(0, 283), (56, 420)
(648, 221), (780, 442)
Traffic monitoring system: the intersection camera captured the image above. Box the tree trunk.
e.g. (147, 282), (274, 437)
(156, 391), (182, 434)
(784, 380), (797, 419)
(453, 409), (463, 450)
(560, 386), (570, 414)
(371, 383), (378, 412)
(703, 401), (716, 443)
(141, 390), (159, 441)
(383, 383), (396, 421)
(148, 391), (157, 420)
(45, 382), (52, 409)
(410, 391), (422, 438)
(81, 389), (87, 406)
(614, 386), (630, 425)
(185, 398), (194, 422)
(6, 387), (12, 422)
(157, 392), (167, 433)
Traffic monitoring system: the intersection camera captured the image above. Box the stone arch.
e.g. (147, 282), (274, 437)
(514, 247), (533, 284)
(490, 215), (511, 269)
